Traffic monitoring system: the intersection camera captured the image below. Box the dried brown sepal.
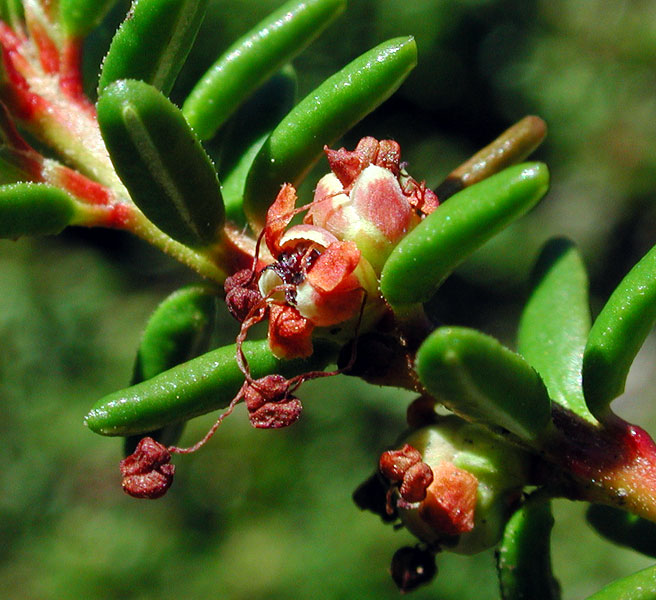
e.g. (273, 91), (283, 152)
(224, 268), (262, 322)
(244, 374), (303, 429)
(375, 139), (401, 175)
(324, 145), (362, 188)
(379, 444), (423, 482)
(390, 545), (437, 593)
(119, 437), (175, 499)
(353, 137), (381, 169)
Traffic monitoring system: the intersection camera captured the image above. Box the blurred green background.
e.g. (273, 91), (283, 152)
(2, 0), (656, 598)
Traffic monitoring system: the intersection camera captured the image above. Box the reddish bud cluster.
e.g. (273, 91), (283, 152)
(325, 137), (401, 189)
(322, 136), (438, 216)
(243, 375), (302, 429)
(119, 437), (175, 499)
(379, 444), (434, 505)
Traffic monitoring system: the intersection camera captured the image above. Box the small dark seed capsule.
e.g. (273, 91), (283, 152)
(390, 545), (437, 593)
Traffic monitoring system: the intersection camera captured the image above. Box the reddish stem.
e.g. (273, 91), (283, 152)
(168, 386), (247, 455)
(53, 164), (112, 205)
(0, 23), (46, 120)
(29, 19), (59, 74)
(60, 39), (95, 114)
(0, 101), (33, 151)
(547, 407), (656, 521)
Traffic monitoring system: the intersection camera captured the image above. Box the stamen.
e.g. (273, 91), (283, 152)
(234, 283), (297, 383)
(167, 383), (247, 455)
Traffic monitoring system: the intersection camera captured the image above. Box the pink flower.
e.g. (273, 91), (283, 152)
(242, 138), (436, 359)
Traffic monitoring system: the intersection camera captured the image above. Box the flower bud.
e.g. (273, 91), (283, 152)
(305, 138), (437, 273)
(395, 416), (530, 554)
(307, 166), (419, 274)
(253, 138), (434, 359)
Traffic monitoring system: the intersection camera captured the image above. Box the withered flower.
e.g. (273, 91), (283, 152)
(120, 437), (175, 499)
(243, 374), (303, 429)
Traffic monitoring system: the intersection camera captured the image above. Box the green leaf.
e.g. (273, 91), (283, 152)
(518, 238), (594, 422)
(98, 0), (208, 96)
(0, 0), (23, 29)
(182, 0), (346, 140)
(59, 0), (117, 38)
(436, 115), (548, 201)
(584, 564), (656, 600)
(0, 149), (38, 185)
(415, 326), (552, 441)
(85, 339), (337, 436)
(132, 285), (217, 382)
(97, 79), (224, 248)
(381, 163), (550, 308)
(0, 182), (78, 238)
(242, 36), (417, 232)
(497, 497), (561, 600)
(587, 504), (656, 559)
(583, 243), (656, 419)
(124, 284), (217, 453)
(0, 106), (42, 184)
(217, 64), (297, 223)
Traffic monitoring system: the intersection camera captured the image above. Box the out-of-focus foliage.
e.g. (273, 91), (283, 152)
(2, 0), (656, 598)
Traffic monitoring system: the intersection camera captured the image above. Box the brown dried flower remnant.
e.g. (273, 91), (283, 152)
(400, 462), (435, 504)
(379, 444), (434, 506)
(244, 374), (303, 429)
(120, 437), (175, 499)
(224, 268), (263, 322)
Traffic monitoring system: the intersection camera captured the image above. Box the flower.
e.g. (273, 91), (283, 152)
(256, 182), (380, 358)
(228, 138), (437, 360)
